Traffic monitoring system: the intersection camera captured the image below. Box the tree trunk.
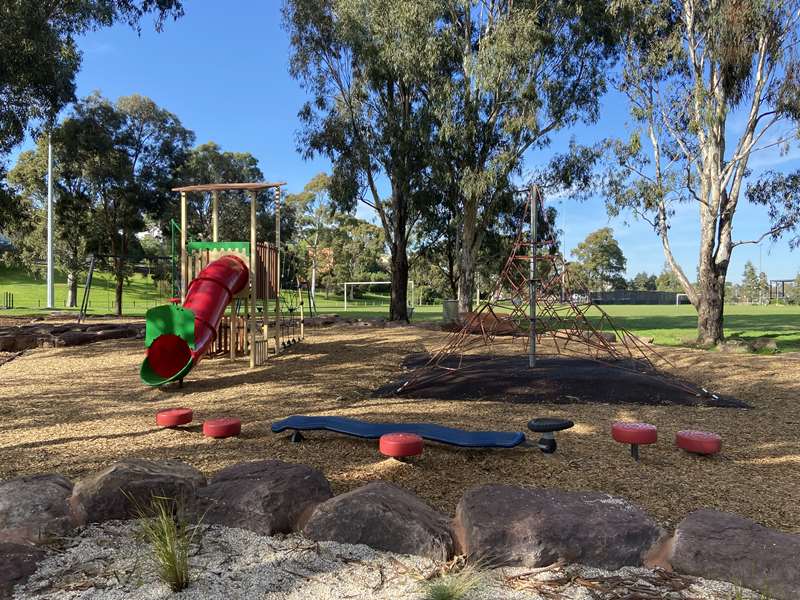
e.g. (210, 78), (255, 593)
(457, 207), (478, 314)
(66, 272), (78, 308)
(114, 258), (125, 317)
(457, 247), (475, 315)
(696, 257), (726, 345)
(310, 257), (317, 306)
(390, 241), (409, 321)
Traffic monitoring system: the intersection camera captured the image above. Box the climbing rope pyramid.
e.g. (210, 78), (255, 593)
(398, 187), (670, 393)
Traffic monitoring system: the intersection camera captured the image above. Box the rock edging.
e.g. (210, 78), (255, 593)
(1, 459), (798, 599)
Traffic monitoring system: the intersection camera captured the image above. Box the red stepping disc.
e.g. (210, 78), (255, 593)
(379, 433), (423, 458)
(676, 430), (722, 455)
(612, 422), (658, 445)
(156, 407), (193, 428)
(203, 418), (241, 439)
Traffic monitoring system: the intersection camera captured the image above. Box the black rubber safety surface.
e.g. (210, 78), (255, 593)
(374, 354), (749, 408)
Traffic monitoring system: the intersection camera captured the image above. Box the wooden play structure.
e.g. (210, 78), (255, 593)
(173, 182), (302, 368)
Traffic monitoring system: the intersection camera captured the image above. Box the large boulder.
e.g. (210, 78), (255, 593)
(670, 509), (800, 600)
(750, 337), (778, 352)
(717, 339), (751, 354)
(70, 459), (205, 524)
(55, 332), (97, 347)
(303, 481), (454, 561)
(50, 324), (87, 334)
(578, 330), (617, 343)
(460, 311), (518, 336)
(12, 334), (37, 351)
(93, 328), (139, 341)
(199, 460), (332, 535)
(0, 474), (75, 544)
(453, 485), (663, 569)
(0, 543), (46, 599)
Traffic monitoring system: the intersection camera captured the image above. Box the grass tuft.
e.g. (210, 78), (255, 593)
(133, 494), (201, 592)
(729, 585), (773, 600)
(421, 564), (485, 600)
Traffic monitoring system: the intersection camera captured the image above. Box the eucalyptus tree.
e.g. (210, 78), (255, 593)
(284, 0), (439, 321)
(0, 0), (184, 229)
(605, 0), (800, 344)
(177, 141), (265, 241)
(58, 93), (194, 315)
(430, 0), (619, 313)
(571, 227), (628, 291)
(285, 173), (336, 304)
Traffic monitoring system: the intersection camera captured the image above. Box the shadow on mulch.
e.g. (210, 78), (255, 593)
(374, 353), (750, 408)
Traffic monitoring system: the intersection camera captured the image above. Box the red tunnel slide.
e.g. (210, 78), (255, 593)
(142, 254), (249, 385)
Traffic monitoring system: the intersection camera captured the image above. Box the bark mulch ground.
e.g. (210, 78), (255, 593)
(0, 321), (797, 533)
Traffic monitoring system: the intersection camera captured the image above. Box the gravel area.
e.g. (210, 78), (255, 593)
(13, 521), (762, 600)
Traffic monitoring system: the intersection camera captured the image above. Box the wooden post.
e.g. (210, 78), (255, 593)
(230, 302), (236, 360)
(263, 244), (270, 358)
(244, 297), (250, 355)
(249, 190), (257, 368)
(274, 186), (281, 353)
(299, 300), (304, 340)
(212, 191), (219, 242)
(268, 255), (269, 362)
(180, 191), (187, 302)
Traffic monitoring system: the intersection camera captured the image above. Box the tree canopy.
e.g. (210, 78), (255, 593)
(0, 0), (184, 230)
(428, 0), (620, 312)
(571, 227), (628, 291)
(603, 0), (800, 343)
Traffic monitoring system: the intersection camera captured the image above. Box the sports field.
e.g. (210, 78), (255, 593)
(1, 266), (798, 351)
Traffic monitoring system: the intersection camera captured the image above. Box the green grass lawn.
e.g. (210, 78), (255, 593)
(598, 303), (800, 352)
(0, 266), (172, 317)
(1, 267), (798, 352)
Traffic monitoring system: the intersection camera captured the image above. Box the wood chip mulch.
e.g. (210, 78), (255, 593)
(0, 321), (798, 534)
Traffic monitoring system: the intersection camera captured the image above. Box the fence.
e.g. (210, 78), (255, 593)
(589, 290), (678, 305)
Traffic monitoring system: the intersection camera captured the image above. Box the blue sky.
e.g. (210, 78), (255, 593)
(12, 2), (800, 282)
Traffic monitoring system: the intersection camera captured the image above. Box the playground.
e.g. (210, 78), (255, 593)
(0, 319), (798, 534)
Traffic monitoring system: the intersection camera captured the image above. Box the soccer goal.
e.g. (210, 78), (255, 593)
(343, 281), (415, 311)
(676, 293), (690, 305)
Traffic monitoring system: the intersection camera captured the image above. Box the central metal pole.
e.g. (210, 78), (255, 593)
(46, 134), (54, 309)
(529, 186), (537, 368)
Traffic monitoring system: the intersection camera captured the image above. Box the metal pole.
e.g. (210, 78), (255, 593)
(529, 186), (537, 368)
(180, 192), (188, 302)
(46, 134), (54, 308)
(344, 283), (347, 311)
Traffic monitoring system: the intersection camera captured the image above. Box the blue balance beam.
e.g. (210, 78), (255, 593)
(271, 415), (526, 449)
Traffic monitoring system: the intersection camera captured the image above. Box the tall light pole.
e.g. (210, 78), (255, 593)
(529, 186), (537, 368)
(46, 133), (54, 309)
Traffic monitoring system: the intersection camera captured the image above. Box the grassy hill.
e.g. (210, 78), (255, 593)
(0, 266), (171, 316)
